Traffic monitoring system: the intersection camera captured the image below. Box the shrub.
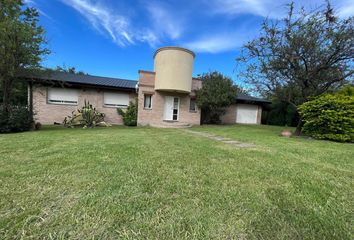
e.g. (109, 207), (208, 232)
(299, 93), (354, 142)
(117, 99), (137, 126)
(63, 101), (106, 128)
(0, 105), (33, 133)
(196, 71), (239, 124)
(262, 101), (299, 126)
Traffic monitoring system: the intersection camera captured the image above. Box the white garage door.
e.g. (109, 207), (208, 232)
(236, 104), (258, 124)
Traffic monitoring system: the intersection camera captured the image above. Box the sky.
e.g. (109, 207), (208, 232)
(25, 0), (353, 85)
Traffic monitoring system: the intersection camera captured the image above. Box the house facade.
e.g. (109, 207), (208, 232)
(29, 47), (269, 127)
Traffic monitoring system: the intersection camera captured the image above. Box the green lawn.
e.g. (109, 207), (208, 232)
(0, 125), (353, 239)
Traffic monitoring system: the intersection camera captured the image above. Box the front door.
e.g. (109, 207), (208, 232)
(164, 96), (179, 121)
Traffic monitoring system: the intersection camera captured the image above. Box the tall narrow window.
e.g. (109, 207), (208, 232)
(144, 94), (152, 109)
(189, 98), (197, 112)
(173, 97), (179, 120)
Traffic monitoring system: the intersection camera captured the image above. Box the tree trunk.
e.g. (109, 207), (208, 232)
(294, 118), (304, 136)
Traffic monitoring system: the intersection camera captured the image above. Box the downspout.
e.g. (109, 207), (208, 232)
(28, 81), (34, 122)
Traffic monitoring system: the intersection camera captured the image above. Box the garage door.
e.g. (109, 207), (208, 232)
(236, 104), (258, 124)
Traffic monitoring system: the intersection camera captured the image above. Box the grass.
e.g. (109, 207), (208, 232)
(0, 124), (353, 239)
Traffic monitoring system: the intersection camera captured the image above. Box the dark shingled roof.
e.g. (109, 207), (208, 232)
(236, 93), (271, 103)
(32, 71), (138, 89)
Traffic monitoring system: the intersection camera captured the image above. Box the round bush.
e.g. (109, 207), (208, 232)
(299, 93), (354, 142)
(0, 105), (33, 133)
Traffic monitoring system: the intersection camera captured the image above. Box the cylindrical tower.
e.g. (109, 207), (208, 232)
(154, 47), (195, 93)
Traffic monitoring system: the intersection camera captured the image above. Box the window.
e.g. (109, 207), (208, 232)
(104, 92), (129, 107)
(48, 87), (78, 105)
(189, 98), (197, 112)
(144, 94), (152, 109)
(173, 97), (179, 120)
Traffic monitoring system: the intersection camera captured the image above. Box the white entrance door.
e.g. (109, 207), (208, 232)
(164, 96), (179, 121)
(236, 104), (258, 124)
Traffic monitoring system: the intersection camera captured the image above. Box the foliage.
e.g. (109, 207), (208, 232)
(196, 71), (239, 124)
(0, 0), (49, 113)
(262, 101), (299, 126)
(63, 101), (106, 128)
(237, 1), (354, 134)
(0, 105), (32, 133)
(117, 99), (137, 126)
(0, 80), (27, 105)
(299, 89), (354, 142)
(337, 84), (354, 96)
(53, 65), (87, 75)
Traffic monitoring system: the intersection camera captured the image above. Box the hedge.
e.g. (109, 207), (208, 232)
(299, 93), (354, 142)
(0, 105), (33, 133)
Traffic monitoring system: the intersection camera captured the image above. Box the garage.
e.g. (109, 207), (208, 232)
(236, 104), (259, 124)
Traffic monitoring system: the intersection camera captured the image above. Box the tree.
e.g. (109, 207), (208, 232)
(237, 1), (354, 134)
(196, 71), (239, 124)
(0, 0), (49, 112)
(53, 65), (88, 75)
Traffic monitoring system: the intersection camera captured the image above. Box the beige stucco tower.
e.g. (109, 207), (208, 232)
(137, 47), (202, 127)
(154, 47), (195, 93)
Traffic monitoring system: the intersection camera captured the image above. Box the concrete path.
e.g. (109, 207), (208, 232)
(181, 129), (256, 148)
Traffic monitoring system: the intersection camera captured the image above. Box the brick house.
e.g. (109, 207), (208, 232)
(28, 47), (269, 127)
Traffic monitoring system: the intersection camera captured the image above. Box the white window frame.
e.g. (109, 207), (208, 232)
(103, 92), (130, 108)
(163, 96), (180, 121)
(144, 94), (152, 109)
(47, 87), (78, 105)
(172, 97), (180, 121)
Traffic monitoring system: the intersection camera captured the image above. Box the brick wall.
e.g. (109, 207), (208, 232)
(137, 71), (201, 127)
(32, 85), (137, 124)
(221, 104), (237, 124)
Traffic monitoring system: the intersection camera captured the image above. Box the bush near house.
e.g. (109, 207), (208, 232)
(299, 89), (354, 142)
(117, 100), (138, 126)
(196, 71), (239, 124)
(0, 105), (32, 133)
(63, 101), (106, 128)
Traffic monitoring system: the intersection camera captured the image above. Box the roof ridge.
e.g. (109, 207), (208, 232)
(52, 71), (137, 82)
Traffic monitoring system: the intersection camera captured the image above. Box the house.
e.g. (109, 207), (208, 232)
(28, 46), (269, 127)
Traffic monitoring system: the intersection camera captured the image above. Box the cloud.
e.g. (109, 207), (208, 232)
(23, 0), (35, 4)
(207, 0), (354, 19)
(61, 0), (159, 47)
(145, 1), (184, 40)
(184, 33), (248, 53)
(208, 0), (289, 19)
(337, 0), (354, 18)
(55, 0), (353, 54)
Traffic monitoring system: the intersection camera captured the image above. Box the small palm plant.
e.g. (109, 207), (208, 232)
(63, 100), (106, 128)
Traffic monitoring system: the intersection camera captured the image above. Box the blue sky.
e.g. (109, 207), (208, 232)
(25, 0), (353, 85)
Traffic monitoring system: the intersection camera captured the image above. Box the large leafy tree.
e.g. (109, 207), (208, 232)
(196, 71), (239, 124)
(0, 0), (49, 112)
(237, 1), (354, 134)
